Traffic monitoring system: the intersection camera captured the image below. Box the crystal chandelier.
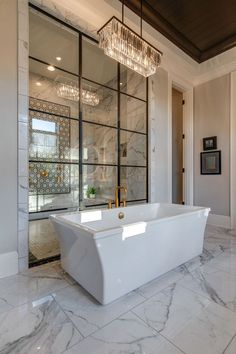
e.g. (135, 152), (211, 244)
(97, 1), (162, 77)
(57, 83), (99, 106)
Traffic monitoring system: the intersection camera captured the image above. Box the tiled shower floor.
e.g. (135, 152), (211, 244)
(1, 225), (236, 353)
(29, 219), (60, 262)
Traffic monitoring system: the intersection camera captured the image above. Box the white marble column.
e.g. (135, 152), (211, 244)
(148, 68), (171, 203)
(18, 0), (29, 271)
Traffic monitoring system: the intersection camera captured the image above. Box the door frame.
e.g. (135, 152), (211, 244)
(168, 76), (194, 205)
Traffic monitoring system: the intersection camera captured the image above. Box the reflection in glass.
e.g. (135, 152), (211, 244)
(29, 58), (79, 119)
(82, 80), (118, 126)
(120, 167), (146, 200)
(29, 219), (60, 261)
(120, 131), (146, 166)
(120, 65), (146, 100)
(83, 165), (117, 206)
(29, 162), (79, 212)
(29, 110), (79, 163)
(82, 37), (117, 88)
(83, 123), (117, 165)
(120, 94), (146, 133)
(29, 9), (79, 74)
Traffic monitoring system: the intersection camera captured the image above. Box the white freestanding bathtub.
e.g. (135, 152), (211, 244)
(50, 203), (210, 304)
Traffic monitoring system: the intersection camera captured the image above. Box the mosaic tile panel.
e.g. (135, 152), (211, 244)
(29, 96), (70, 117)
(29, 98), (72, 195)
(29, 162), (71, 195)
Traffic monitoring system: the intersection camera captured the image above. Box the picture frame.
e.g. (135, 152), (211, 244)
(203, 136), (217, 151)
(200, 150), (221, 175)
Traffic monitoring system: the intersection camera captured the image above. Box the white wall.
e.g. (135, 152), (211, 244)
(194, 75), (230, 216)
(0, 0), (18, 276)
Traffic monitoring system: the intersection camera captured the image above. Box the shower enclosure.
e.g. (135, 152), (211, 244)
(28, 5), (148, 265)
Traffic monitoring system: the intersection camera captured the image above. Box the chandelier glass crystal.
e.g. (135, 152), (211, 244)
(98, 17), (162, 77)
(57, 83), (99, 106)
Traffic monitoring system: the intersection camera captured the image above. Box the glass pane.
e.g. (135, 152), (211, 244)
(29, 9), (79, 74)
(29, 219), (60, 263)
(82, 79), (118, 126)
(120, 94), (146, 133)
(29, 162), (79, 212)
(120, 65), (146, 100)
(120, 167), (146, 200)
(82, 37), (117, 88)
(29, 58), (79, 119)
(29, 110), (79, 163)
(120, 131), (146, 166)
(83, 123), (117, 164)
(83, 165), (117, 206)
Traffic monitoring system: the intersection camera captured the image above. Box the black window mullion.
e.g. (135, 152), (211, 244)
(29, 4), (149, 213)
(117, 63), (121, 197)
(79, 34), (83, 207)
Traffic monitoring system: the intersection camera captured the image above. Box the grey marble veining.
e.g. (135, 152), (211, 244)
(135, 269), (184, 299)
(30, 0), (98, 39)
(178, 263), (236, 312)
(53, 284), (145, 337)
(64, 312), (183, 354)
(1, 226), (236, 353)
(175, 248), (215, 275)
(0, 262), (69, 308)
(0, 295), (82, 354)
(132, 283), (236, 354)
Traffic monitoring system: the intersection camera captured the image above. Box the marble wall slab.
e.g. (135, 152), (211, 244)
(18, 0), (29, 271)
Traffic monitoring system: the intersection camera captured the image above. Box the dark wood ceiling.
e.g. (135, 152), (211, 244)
(122, 0), (236, 62)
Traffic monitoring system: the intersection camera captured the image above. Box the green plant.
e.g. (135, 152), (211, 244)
(87, 186), (96, 197)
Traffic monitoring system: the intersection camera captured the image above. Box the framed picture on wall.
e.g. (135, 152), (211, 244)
(201, 150), (221, 175)
(203, 136), (217, 151)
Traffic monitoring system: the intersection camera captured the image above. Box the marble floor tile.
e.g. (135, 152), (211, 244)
(0, 297), (14, 315)
(0, 295), (82, 354)
(0, 262), (69, 308)
(175, 248), (215, 276)
(178, 264), (236, 312)
(203, 234), (236, 256)
(205, 225), (236, 238)
(206, 251), (236, 275)
(223, 334), (236, 354)
(53, 284), (145, 337)
(64, 312), (183, 354)
(136, 270), (184, 299)
(29, 219), (60, 261)
(132, 283), (236, 354)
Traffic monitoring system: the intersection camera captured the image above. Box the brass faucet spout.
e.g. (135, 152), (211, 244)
(114, 186), (127, 208)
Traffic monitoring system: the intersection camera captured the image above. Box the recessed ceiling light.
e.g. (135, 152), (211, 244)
(56, 57), (62, 61)
(47, 65), (55, 71)
(120, 82), (123, 85)
(36, 82), (42, 86)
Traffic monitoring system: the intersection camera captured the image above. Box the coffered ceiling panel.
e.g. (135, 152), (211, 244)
(122, 0), (236, 62)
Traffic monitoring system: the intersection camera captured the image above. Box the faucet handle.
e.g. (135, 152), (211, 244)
(121, 200), (127, 207)
(108, 200), (114, 209)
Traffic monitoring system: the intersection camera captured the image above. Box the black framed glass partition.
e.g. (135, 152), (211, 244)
(28, 4), (148, 264)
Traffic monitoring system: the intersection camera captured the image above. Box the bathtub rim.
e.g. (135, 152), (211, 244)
(50, 203), (210, 240)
